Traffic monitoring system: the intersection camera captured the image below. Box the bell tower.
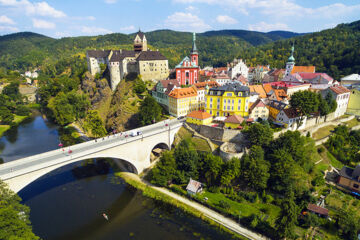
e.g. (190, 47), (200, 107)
(190, 32), (198, 66)
(285, 43), (295, 76)
(134, 29), (147, 53)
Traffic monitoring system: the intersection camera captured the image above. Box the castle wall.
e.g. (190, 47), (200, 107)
(138, 60), (169, 81)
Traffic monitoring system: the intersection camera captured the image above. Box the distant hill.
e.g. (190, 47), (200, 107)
(200, 29), (302, 46)
(0, 20), (359, 79)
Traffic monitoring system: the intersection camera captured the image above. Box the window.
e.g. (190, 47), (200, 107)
(232, 99), (234, 104)
(227, 106), (230, 110)
(238, 106), (240, 110)
(228, 99), (230, 104)
(217, 98), (220, 103)
(186, 72), (189, 77)
(226, 93), (232, 96)
(238, 99), (241, 104)
(224, 99), (226, 104)
(210, 98), (213, 102)
(354, 184), (359, 189)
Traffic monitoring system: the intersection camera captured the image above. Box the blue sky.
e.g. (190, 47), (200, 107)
(0, 0), (359, 38)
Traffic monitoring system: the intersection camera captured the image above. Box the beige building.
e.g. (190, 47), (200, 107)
(249, 99), (269, 121)
(86, 30), (169, 91)
(168, 87), (198, 117)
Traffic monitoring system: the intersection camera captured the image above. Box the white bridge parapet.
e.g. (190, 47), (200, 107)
(0, 119), (184, 193)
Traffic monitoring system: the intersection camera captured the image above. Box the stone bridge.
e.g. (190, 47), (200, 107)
(0, 119), (183, 193)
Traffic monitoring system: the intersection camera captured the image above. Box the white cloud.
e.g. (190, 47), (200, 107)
(104, 0), (117, 3)
(0, 25), (18, 32)
(165, 12), (211, 32)
(216, 15), (237, 24)
(185, 5), (196, 11)
(173, 0), (360, 19)
(0, 15), (15, 24)
(0, 0), (66, 18)
(248, 21), (290, 32)
(81, 26), (113, 35)
(32, 18), (55, 29)
(55, 31), (71, 38)
(120, 25), (136, 32)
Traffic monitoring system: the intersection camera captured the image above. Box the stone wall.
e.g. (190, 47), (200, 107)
(219, 142), (245, 161)
(188, 123), (246, 143)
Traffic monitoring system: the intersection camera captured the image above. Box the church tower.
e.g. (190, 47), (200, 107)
(285, 43), (295, 76)
(190, 32), (198, 66)
(134, 30), (147, 53)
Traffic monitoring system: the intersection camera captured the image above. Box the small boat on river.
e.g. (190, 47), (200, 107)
(103, 213), (109, 221)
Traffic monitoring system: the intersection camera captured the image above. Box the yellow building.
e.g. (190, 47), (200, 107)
(186, 111), (213, 125)
(168, 87), (198, 117)
(347, 87), (360, 115)
(224, 115), (244, 129)
(205, 83), (250, 117)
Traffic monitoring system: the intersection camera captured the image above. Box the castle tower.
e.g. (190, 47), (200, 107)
(285, 43), (295, 76)
(190, 32), (198, 66)
(134, 30), (147, 53)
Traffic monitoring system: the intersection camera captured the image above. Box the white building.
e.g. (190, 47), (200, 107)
(193, 81), (219, 109)
(276, 108), (307, 131)
(341, 74), (360, 87)
(213, 74), (231, 86)
(322, 85), (351, 118)
(228, 59), (248, 79)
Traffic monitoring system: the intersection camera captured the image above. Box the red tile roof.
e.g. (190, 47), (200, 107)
(291, 66), (315, 74)
(283, 108), (299, 119)
(249, 99), (266, 113)
(330, 85), (350, 95)
(249, 85), (267, 98)
(224, 115), (244, 124)
(194, 81), (219, 90)
(187, 111), (212, 120)
(168, 87), (197, 99)
(307, 203), (328, 216)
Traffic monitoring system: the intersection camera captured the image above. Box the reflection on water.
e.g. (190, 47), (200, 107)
(2, 111), (233, 240)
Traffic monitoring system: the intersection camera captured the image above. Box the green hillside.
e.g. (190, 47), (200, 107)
(242, 21), (360, 79)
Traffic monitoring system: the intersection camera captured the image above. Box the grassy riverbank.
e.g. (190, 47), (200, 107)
(0, 114), (31, 138)
(116, 172), (247, 240)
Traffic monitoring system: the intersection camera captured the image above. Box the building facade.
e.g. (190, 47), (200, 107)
(322, 85), (350, 118)
(249, 99), (269, 121)
(151, 79), (180, 109)
(86, 31), (169, 91)
(228, 59), (248, 79)
(168, 87), (198, 117)
(175, 33), (200, 86)
(205, 83), (250, 117)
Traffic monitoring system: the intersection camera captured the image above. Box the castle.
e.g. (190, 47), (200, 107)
(86, 31), (169, 90)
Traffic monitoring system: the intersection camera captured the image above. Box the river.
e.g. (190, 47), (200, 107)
(0, 111), (233, 240)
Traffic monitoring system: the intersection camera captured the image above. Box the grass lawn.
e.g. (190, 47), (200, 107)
(201, 191), (281, 225)
(345, 118), (360, 128)
(326, 151), (344, 169)
(13, 115), (29, 124)
(0, 125), (10, 137)
(312, 125), (335, 140)
(177, 127), (193, 140)
(191, 137), (211, 152)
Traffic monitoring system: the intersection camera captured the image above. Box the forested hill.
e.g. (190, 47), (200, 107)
(242, 20), (360, 79)
(0, 28), (299, 71)
(0, 20), (359, 79)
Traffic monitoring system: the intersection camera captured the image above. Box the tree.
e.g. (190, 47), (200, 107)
(0, 180), (39, 240)
(290, 91), (319, 126)
(220, 157), (241, 186)
(202, 154), (224, 185)
(2, 82), (21, 102)
(275, 191), (298, 239)
(14, 105), (30, 116)
(173, 139), (200, 180)
(244, 123), (273, 147)
(337, 209), (360, 240)
(150, 151), (177, 186)
(134, 76), (146, 94)
(241, 145), (269, 190)
(0, 107), (14, 125)
(325, 92), (337, 113)
(138, 95), (162, 126)
(84, 110), (107, 138)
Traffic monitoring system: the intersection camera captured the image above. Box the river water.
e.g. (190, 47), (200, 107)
(0, 112), (233, 240)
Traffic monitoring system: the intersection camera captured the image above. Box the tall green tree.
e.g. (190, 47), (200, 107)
(290, 90), (319, 127)
(138, 95), (162, 126)
(220, 157), (241, 186)
(275, 191), (298, 239)
(0, 106), (14, 125)
(244, 123), (273, 147)
(202, 153), (224, 185)
(0, 180), (39, 240)
(84, 110), (107, 138)
(150, 151), (177, 186)
(241, 145), (269, 190)
(173, 139), (200, 180)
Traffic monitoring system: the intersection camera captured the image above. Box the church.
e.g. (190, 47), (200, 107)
(175, 33), (200, 86)
(86, 31), (169, 90)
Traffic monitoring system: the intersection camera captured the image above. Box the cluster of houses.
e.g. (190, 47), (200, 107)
(151, 41), (359, 131)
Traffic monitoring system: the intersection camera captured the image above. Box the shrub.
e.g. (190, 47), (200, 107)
(218, 200), (231, 210)
(15, 105), (30, 116)
(317, 146), (325, 154)
(312, 175), (325, 186)
(265, 194), (274, 204)
(208, 186), (220, 193)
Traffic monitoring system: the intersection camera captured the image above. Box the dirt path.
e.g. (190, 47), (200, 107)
(121, 172), (269, 240)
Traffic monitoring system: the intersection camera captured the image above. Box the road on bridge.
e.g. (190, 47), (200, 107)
(0, 119), (184, 180)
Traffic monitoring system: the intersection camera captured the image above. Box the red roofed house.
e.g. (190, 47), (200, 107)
(307, 203), (329, 218)
(322, 85), (351, 118)
(194, 81), (219, 109)
(224, 115), (244, 129)
(186, 110), (213, 125)
(276, 107), (307, 130)
(249, 99), (269, 121)
(175, 33), (199, 85)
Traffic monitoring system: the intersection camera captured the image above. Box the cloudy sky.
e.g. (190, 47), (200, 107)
(0, 0), (359, 38)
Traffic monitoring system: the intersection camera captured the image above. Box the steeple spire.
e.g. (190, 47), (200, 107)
(287, 42), (295, 63)
(191, 32), (198, 53)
